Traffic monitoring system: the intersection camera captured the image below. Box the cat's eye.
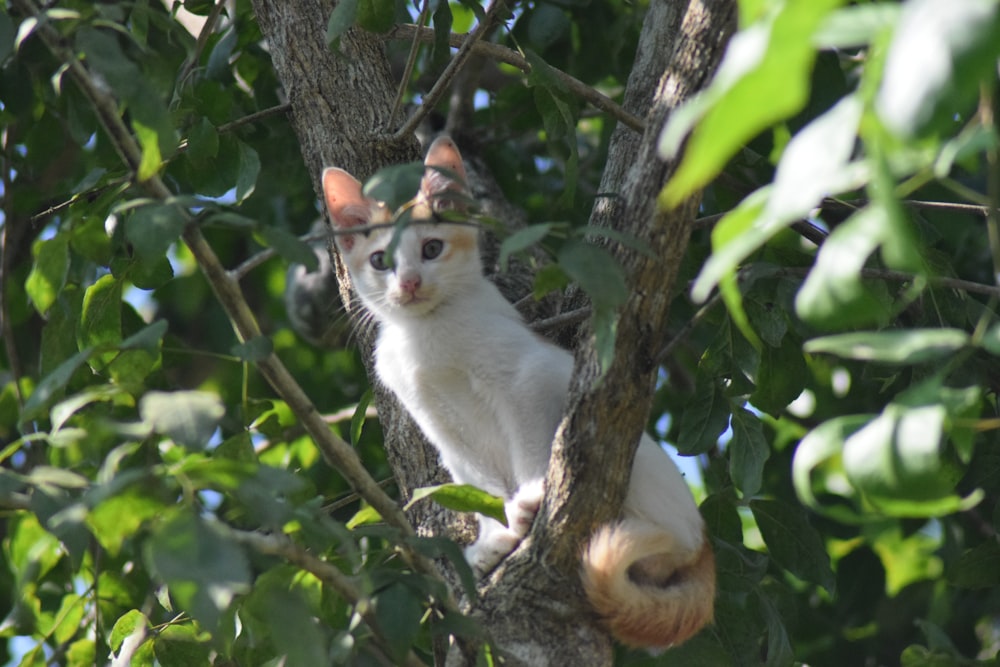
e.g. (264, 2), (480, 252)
(422, 239), (444, 260)
(369, 251), (389, 271)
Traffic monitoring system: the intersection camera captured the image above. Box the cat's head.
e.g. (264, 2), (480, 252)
(322, 136), (482, 322)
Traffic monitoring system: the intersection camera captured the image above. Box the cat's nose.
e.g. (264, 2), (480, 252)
(399, 273), (422, 295)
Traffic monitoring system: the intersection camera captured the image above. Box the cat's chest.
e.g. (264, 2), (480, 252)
(374, 327), (485, 401)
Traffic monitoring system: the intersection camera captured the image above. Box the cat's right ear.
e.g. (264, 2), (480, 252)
(322, 167), (370, 253)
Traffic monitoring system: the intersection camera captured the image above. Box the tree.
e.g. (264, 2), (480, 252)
(1, 0), (999, 665)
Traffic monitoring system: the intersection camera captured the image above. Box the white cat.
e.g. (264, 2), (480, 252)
(322, 136), (715, 647)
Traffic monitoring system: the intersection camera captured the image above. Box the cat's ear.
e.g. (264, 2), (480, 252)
(322, 167), (371, 252)
(421, 136), (469, 212)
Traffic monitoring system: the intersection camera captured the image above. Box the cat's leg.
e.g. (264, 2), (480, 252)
(465, 479), (545, 574)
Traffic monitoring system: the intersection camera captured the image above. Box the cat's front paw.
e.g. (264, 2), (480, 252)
(507, 479), (545, 538)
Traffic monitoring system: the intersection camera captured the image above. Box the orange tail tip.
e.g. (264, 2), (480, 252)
(581, 521), (716, 648)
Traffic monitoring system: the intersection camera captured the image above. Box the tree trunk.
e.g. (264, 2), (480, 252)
(252, 0), (736, 664)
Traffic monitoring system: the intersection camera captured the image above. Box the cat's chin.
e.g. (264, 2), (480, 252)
(385, 296), (441, 318)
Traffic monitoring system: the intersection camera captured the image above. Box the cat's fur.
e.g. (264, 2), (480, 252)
(321, 136), (715, 647)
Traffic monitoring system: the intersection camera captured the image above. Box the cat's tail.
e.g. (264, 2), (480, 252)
(581, 518), (715, 648)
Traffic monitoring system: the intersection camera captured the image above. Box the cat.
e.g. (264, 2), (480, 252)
(321, 136), (715, 648)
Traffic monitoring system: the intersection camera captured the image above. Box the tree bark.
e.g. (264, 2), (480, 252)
(252, 0), (736, 664)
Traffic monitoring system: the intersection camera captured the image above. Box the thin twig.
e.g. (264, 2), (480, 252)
(982, 83), (1000, 284)
(231, 230), (327, 281)
(386, 23), (646, 134)
(530, 307), (591, 333)
(392, 1), (508, 142)
(176, 0), (228, 90)
(656, 290), (724, 364)
(217, 103), (292, 134)
(388, 0), (429, 129)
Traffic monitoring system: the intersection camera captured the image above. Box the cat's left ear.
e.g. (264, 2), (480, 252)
(421, 136), (469, 212)
(322, 167), (372, 253)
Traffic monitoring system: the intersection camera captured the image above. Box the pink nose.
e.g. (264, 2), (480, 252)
(399, 274), (422, 295)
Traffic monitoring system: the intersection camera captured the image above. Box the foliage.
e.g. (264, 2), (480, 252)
(0, 0), (997, 666)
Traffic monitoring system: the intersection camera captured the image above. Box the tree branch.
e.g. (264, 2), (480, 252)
(386, 23), (646, 134)
(176, 0), (228, 89)
(391, 1), (508, 142)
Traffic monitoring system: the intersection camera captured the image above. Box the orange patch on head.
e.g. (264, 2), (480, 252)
(436, 225), (478, 261)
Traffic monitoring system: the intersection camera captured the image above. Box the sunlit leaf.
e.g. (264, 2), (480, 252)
(660, 0), (846, 206)
(139, 390), (226, 450)
(26, 234), (69, 315)
(877, 0), (1000, 138)
(805, 329), (969, 364)
(406, 483), (507, 526)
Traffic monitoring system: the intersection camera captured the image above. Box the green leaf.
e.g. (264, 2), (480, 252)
(677, 375), (731, 455)
(533, 263), (570, 299)
(690, 186), (768, 304)
(948, 542), (1000, 589)
(261, 589), (330, 665)
(139, 390), (226, 449)
(134, 119), (163, 181)
(125, 203), (187, 260)
(406, 483), (507, 527)
(351, 388), (373, 446)
(556, 239), (627, 312)
(145, 511), (250, 631)
(26, 233), (69, 315)
(357, 0), (396, 33)
(186, 117), (219, 166)
(363, 162), (423, 212)
(78, 274), (123, 361)
(0, 10), (14, 63)
(120, 319), (169, 353)
(499, 223), (553, 272)
(326, 0), (359, 48)
(87, 487), (166, 556)
(691, 97), (865, 304)
(750, 498), (835, 594)
(234, 140), (260, 203)
(795, 207), (895, 329)
(109, 609), (149, 654)
(373, 582), (424, 662)
(814, 3), (902, 48)
(804, 329), (969, 364)
(757, 590), (793, 667)
(21, 348), (93, 426)
(877, 0), (1000, 138)
(152, 623), (212, 667)
(230, 336), (273, 362)
(347, 504), (382, 529)
(842, 403), (962, 505)
(729, 407), (769, 498)
(750, 339), (806, 417)
(257, 225), (319, 270)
